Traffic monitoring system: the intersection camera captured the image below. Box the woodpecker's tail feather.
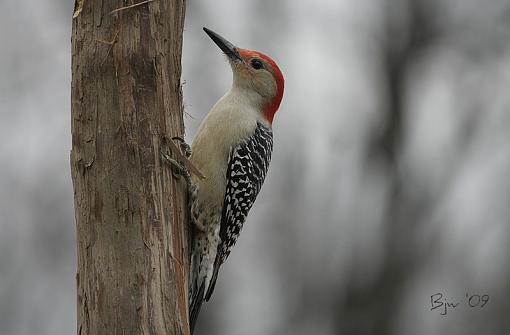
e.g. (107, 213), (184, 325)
(189, 208), (222, 332)
(189, 259), (220, 334)
(189, 230), (219, 333)
(189, 232), (203, 334)
(205, 256), (221, 301)
(189, 281), (205, 335)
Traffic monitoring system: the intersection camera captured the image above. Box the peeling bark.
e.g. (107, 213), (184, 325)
(71, 1), (189, 334)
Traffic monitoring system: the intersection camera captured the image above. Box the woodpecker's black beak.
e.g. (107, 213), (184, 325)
(203, 27), (241, 62)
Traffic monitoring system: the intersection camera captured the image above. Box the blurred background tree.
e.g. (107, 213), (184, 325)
(1, 0), (510, 334)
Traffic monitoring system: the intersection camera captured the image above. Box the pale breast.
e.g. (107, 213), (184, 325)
(190, 91), (264, 212)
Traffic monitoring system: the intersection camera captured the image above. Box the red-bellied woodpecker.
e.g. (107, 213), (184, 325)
(188, 27), (284, 332)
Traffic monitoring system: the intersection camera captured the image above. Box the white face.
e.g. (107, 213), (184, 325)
(230, 52), (278, 102)
(202, 28), (283, 114)
(202, 28), (284, 123)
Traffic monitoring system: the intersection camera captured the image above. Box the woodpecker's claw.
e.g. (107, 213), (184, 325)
(171, 136), (192, 158)
(160, 136), (195, 189)
(160, 149), (193, 185)
(161, 136), (205, 181)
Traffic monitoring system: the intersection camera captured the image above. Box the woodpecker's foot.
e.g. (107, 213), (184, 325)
(190, 208), (207, 232)
(171, 136), (192, 158)
(161, 150), (193, 185)
(161, 135), (205, 182)
(193, 220), (207, 232)
(161, 137), (193, 188)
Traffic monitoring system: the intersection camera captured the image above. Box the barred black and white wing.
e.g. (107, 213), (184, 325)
(219, 122), (273, 262)
(204, 122), (273, 300)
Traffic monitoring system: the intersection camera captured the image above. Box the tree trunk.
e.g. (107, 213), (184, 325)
(70, 1), (189, 334)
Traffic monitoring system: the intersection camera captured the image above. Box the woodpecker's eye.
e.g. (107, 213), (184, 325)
(250, 59), (263, 70)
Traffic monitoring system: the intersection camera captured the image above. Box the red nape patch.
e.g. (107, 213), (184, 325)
(239, 49), (285, 124)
